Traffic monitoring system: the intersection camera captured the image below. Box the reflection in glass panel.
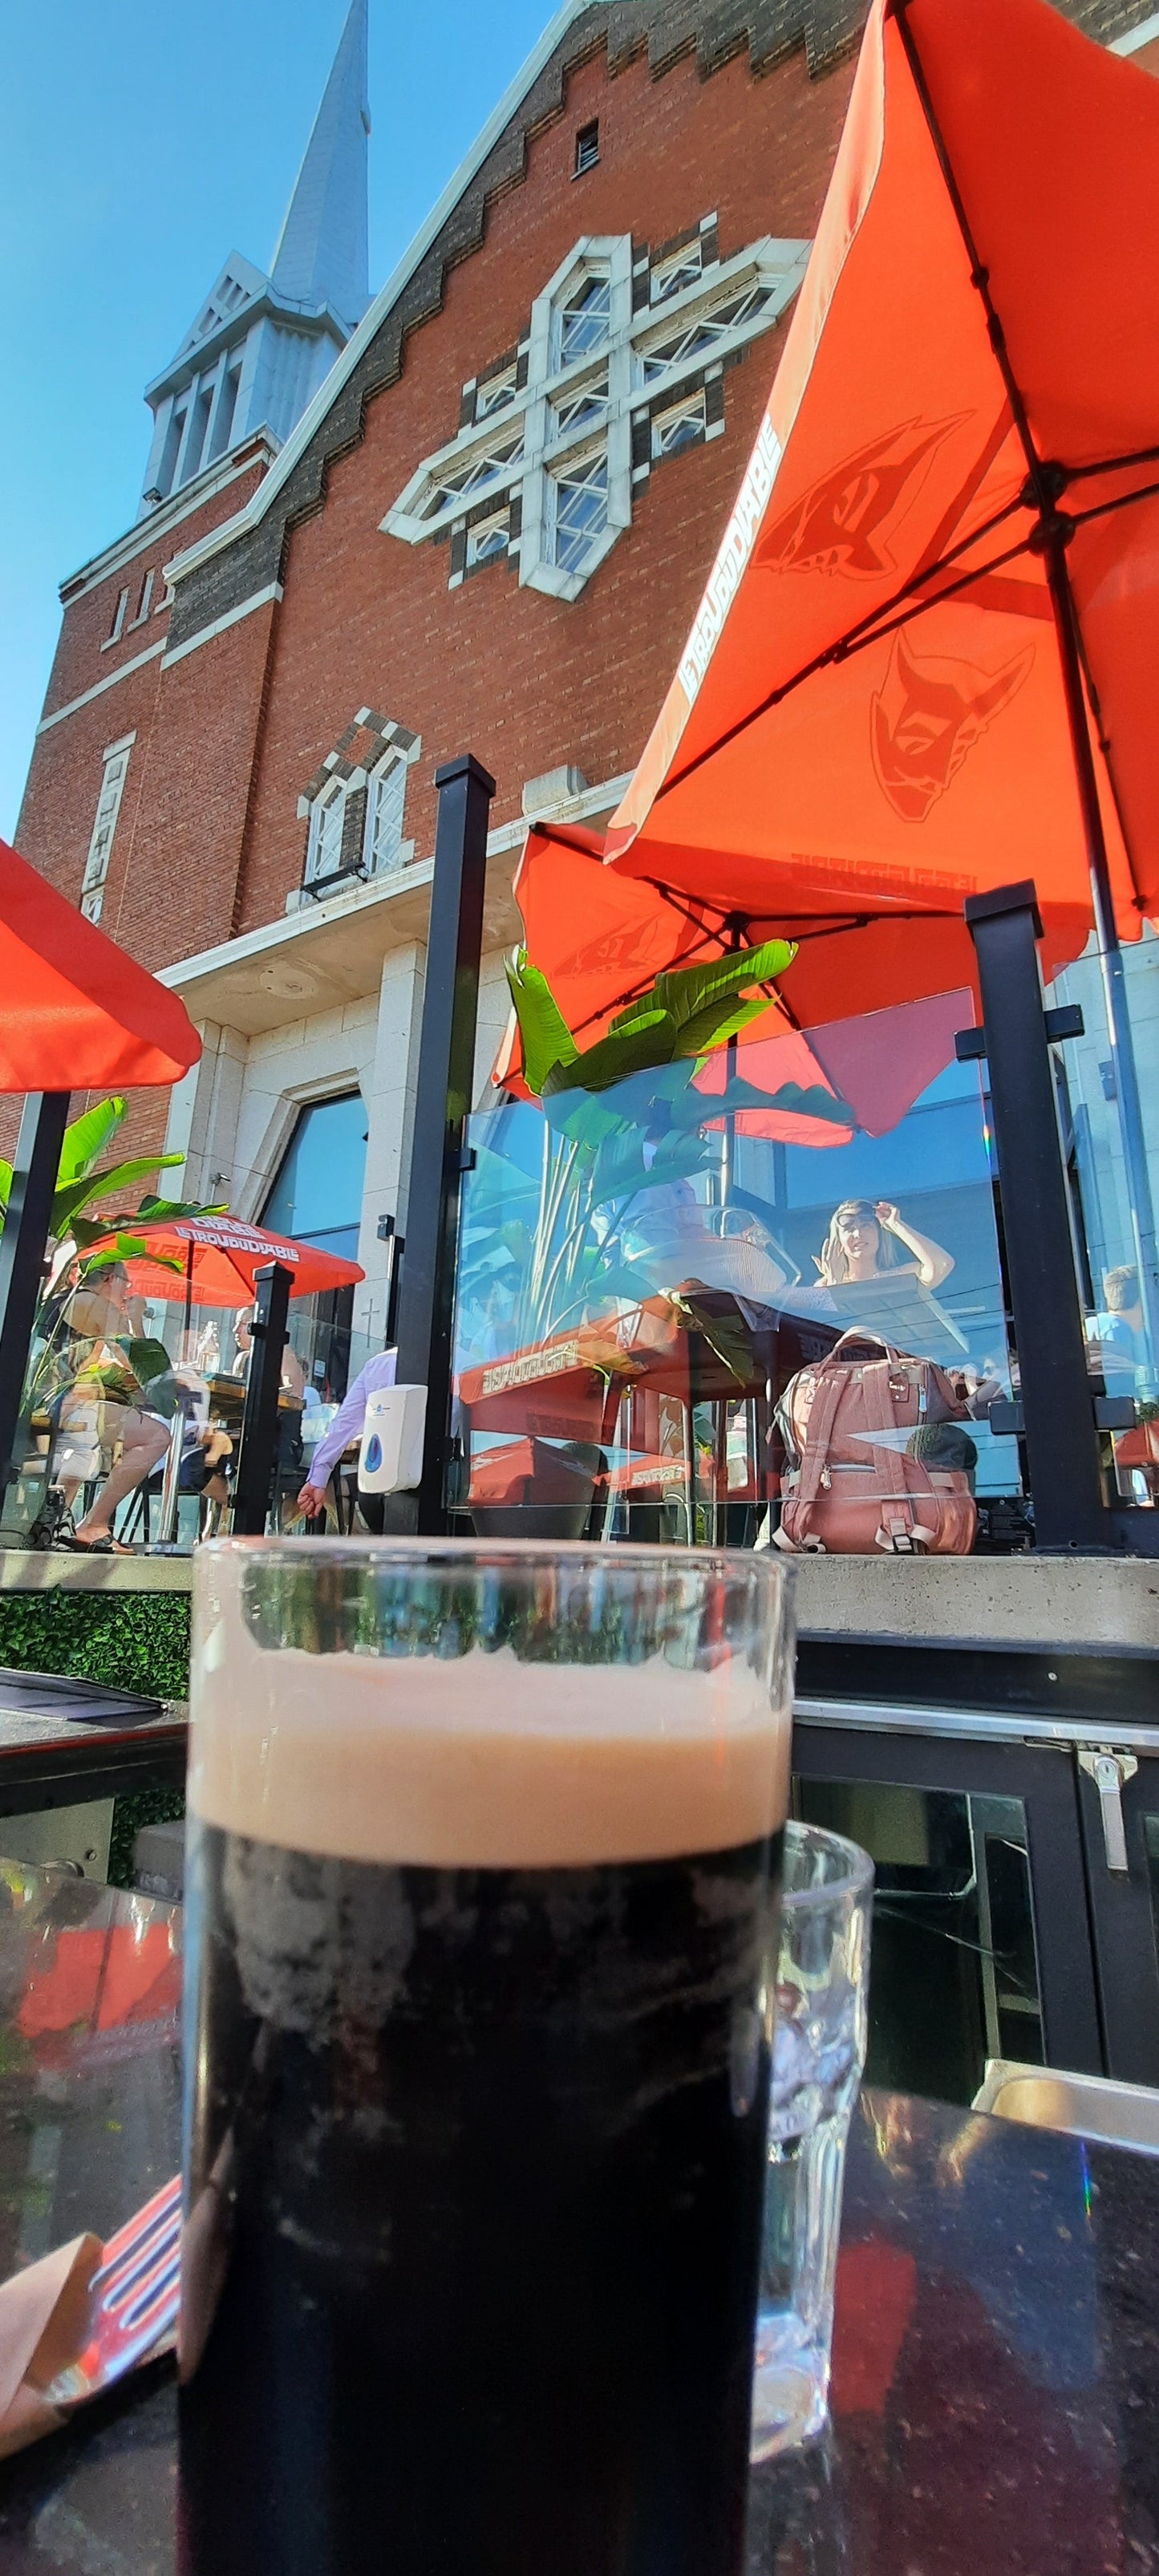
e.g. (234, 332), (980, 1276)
(451, 986), (1022, 1546)
(261, 1095), (367, 1264)
(1046, 931), (1159, 1509)
(796, 1779), (1043, 2105)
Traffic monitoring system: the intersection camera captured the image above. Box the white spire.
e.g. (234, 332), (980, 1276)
(269, 0), (371, 331)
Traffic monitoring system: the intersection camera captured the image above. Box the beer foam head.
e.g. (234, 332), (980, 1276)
(189, 1542), (792, 1868)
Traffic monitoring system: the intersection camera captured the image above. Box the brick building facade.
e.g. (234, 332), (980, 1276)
(14, 0), (1159, 1348)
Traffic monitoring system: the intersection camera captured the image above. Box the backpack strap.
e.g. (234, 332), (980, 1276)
(788, 1361), (851, 1542)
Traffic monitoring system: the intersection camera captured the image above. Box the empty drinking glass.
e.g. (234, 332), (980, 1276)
(751, 1820), (873, 2459)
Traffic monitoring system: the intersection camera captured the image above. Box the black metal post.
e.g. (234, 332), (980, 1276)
(966, 883), (1105, 1549)
(0, 1091), (70, 1506)
(376, 1214), (406, 1348)
(232, 1261), (294, 1535)
(394, 753), (495, 1533)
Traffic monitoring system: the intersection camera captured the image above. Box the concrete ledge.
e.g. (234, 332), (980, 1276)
(2, 1544), (1155, 1652)
(0, 1552), (193, 1596)
(790, 1554), (1159, 1654)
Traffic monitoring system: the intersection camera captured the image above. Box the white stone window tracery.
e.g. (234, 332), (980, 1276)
(382, 224), (810, 602)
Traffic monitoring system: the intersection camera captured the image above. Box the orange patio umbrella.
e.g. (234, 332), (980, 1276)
(0, 834), (201, 1491)
(81, 1213), (364, 1328)
(511, 0), (1159, 1043)
(0, 835), (199, 1092)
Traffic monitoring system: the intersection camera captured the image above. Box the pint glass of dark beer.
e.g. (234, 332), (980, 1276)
(180, 1539), (792, 2576)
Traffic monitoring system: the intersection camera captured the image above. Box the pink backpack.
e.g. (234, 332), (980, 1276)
(773, 1331), (977, 1556)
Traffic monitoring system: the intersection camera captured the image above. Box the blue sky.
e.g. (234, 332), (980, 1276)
(0, 0), (550, 839)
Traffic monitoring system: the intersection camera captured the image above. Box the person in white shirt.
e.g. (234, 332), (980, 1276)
(296, 1349), (399, 1519)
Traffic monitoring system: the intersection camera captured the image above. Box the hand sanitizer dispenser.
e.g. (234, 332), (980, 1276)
(358, 1385), (427, 1494)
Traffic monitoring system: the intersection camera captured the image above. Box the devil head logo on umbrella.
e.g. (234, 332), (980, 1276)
(870, 627), (1034, 822)
(760, 417), (966, 579)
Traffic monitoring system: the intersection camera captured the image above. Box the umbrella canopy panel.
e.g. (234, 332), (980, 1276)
(0, 837), (200, 1093)
(82, 1215), (364, 1308)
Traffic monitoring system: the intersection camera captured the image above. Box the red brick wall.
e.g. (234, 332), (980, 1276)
(235, 38), (854, 930)
(14, 455), (268, 905)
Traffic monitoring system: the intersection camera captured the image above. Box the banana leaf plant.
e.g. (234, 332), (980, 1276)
(2, 1097), (226, 1421)
(456, 939), (850, 1376)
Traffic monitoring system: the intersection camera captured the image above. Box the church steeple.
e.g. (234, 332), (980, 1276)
(269, 0), (371, 333)
(138, 2), (372, 515)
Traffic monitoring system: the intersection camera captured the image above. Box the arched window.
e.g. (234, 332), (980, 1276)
(298, 716), (420, 900)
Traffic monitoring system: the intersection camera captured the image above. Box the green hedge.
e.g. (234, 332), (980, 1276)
(0, 1591), (189, 1887)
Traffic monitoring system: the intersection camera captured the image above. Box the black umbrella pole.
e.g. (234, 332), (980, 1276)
(1046, 533), (1159, 1378)
(0, 1091), (70, 1516)
(232, 1262), (294, 1536)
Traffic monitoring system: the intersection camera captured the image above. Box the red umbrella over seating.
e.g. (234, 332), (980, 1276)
(0, 835), (199, 1093)
(81, 1215), (363, 1329)
(0, 834), (201, 1491)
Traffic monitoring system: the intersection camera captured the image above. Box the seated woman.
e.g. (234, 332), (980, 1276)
(814, 1199), (954, 1292)
(50, 1264), (170, 1552)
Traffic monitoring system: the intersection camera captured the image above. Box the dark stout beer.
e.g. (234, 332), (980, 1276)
(180, 1550), (789, 2576)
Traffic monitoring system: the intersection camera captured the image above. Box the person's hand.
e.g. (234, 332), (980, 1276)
(873, 1201), (900, 1228)
(297, 1482), (328, 1519)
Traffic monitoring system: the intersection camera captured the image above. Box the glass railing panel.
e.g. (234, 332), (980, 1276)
(1047, 926), (1159, 1511)
(451, 988), (1019, 1549)
(796, 1778), (1043, 2105)
(1, 1267), (379, 1552)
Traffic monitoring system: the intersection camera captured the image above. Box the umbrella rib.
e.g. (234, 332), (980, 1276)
(1064, 442), (1159, 489)
(1070, 473), (1159, 535)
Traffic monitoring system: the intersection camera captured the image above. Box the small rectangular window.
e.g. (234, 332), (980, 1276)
(81, 742), (132, 922)
(466, 512), (509, 572)
(550, 372), (609, 443)
(363, 757), (408, 874)
(559, 274), (611, 367)
(304, 780), (347, 888)
(651, 390), (707, 460)
(650, 241), (703, 306)
(550, 446), (610, 577)
(475, 366), (517, 422)
(128, 570), (154, 627)
(102, 589), (129, 650)
(574, 121), (599, 176)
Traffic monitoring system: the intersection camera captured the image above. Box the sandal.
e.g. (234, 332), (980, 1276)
(56, 1531), (134, 1556)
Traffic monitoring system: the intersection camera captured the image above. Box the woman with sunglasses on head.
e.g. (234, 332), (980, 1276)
(814, 1199), (954, 1292)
